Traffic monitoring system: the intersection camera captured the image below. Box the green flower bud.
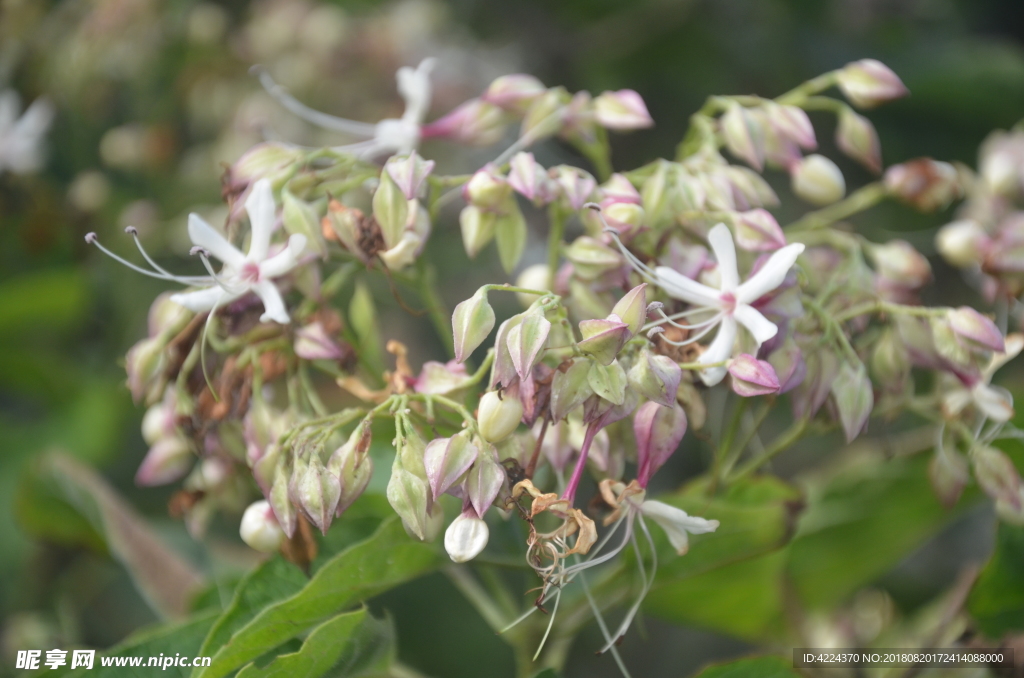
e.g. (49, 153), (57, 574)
(452, 287), (496, 363)
(477, 390), (523, 443)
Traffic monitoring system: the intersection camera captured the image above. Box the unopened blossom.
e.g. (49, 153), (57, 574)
(836, 59), (909, 109)
(936, 219), (990, 268)
(444, 507), (489, 563)
(0, 89), (55, 174)
(239, 500), (285, 553)
(593, 90), (653, 130)
(791, 154), (845, 205)
(170, 179), (307, 323)
(942, 334), (1023, 423)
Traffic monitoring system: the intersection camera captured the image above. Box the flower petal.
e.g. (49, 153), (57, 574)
(973, 383), (1014, 423)
(188, 214), (246, 269)
(259, 234), (307, 279)
(733, 304), (778, 345)
(654, 266), (721, 308)
(640, 499), (718, 555)
(253, 279), (289, 324)
(245, 178), (276, 262)
(707, 223), (739, 291)
(698, 315), (737, 386)
(736, 242), (805, 304)
(170, 285), (230, 312)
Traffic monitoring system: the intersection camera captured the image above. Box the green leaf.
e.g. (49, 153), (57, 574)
(0, 268), (88, 337)
(968, 521), (1024, 636)
(495, 201), (527, 274)
(235, 607), (392, 678)
(693, 655), (799, 678)
(195, 518), (438, 678)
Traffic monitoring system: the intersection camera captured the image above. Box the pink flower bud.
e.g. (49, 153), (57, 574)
(508, 152), (556, 204)
(767, 338), (806, 393)
(425, 433), (479, 501)
(764, 102), (816, 150)
(578, 316), (631, 366)
(836, 108), (881, 173)
(728, 354), (781, 397)
(836, 59), (908, 109)
(452, 288), (496, 363)
(384, 152), (435, 200)
(444, 507), (489, 563)
(239, 500), (285, 553)
(936, 219), (989, 268)
(868, 240), (931, 289)
(973, 445), (1022, 511)
(601, 173), (642, 204)
(734, 209), (786, 251)
(791, 154), (845, 205)
(593, 89), (653, 130)
(627, 347), (682, 408)
(507, 310), (550, 381)
(477, 390), (524, 443)
(884, 159), (962, 212)
(421, 99), (505, 146)
(135, 436), (192, 486)
(414, 360), (471, 395)
(634, 401), (688, 487)
(551, 165), (597, 210)
(296, 455), (342, 535)
(831, 362), (873, 443)
(294, 321), (346, 361)
(721, 103), (765, 170)
(948, 307), (1004, 353)
(611, 284), (647, 336)
(483, 74), (547, 113)
(466, 450), (505, 517)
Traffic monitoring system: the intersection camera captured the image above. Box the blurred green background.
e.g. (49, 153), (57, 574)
(2, 0), (1024, 675)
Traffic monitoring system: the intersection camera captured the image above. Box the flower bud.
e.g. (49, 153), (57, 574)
(141, 397), (174, 446)
(868, 240), (931, 288)
(483, 74), (547, 113)
(239, 500), (286, 553)
(521, 88), (569, 141)
(514, 264), (551, 308)
(507, 311), (551, 380)
(459, 205), (497, 258)
(225, 142), (302, 194)
(464, 164), (512, 209)
(550, 359), (594, 421)
(477, 390), (524, 443)
(269, 463), (297, 538)
(586, 360), (628, 410)
(379, 206), (430, 272)
(792, 349), (840, 419)
(322, 200), (368, 261)
(508, 152), (556, 205)
(494, 198), (528, 273)
(444, 508), (489, 563)
(721, 102), (765, 170)
(148, 292), (191, 338)
(973, 445), (1022, 511)
(281, 189), (326, 258)
(295, 321), (347, 361)
(641, 161), (671, 228)
(135, 436), (192, 486)
(734, 209), (786, 251)
(768, 338), (806, 393)
(126, 336), (167, 404)
(836, 108), (881, 173)
(372, 169), (409, 249)
(929, 445), (969, 509)
(831, 362), (873, 443)
(452, 288), (496, 363)
(936, 219), (989, 268)
(634, 401), (687, 487)
(884, 159), (961, 212)
(602, 201), (646, 239)
(728, 354), (781, 397)
(611, 284), (647, 336)
(980, 131), (1024, 196)
(578, 316), (631, 366)
(296, 454), (341, 535)
(870, 328), (909, 391)
(328, 422), (373, 516)
(836, 59), (908, 109)
(763, 102), (816, 150)
(466, 449), (505, 516)
(387, 426), (434, 541)
(593, 89), (653, 130)
(948, 307), (1004, 353)
(972, 383), (1014, 423)
(420, 99), (505, 146)
(424, 433), (479, 501)
(564, 236), (622, 280)
(551, 166), (597, 210)
(384, 152), (435, 200)
(791, 154), (845, 206)
(627, 347), (682, 408)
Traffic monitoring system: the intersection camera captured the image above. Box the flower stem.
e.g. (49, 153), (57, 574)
(728, 417), (809, 482)
(562, 420), (599, 504)
(415, 260), (455, 359)
(784, 182), (888, 232)
(547, 204), (567, 289)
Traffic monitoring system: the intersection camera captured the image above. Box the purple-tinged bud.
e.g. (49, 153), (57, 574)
(611, 284), (647, 336)
(973, 445), (1022, 511)
(734, 209), (786, 252)
(421, 99), (505, 147)
(601, 201), (646, 239)
(601, 173), (642, 204)
(148, 292), (190, 338)
(466, 450), (505, 518)
(578, 316), (631, 366)
(831, 362), (874, 443)
(768, 338), (806, 393)
(627, 347), (681, 408)
(884, 159), (962, 213)
(791, 154), (845, 206)
(721, 103), (765, 171)
(634, 401), (687, 488)
(459, 205), (497, 258)
(372, 169), (409, 250)
(135, 436), (192, 486)
(507, 311), (551, 380)
(239, 500), (285, 553)
(793, 349), (840, 419)
(414, 360), (471, 395)
(445, 506), (489, 563)
(930, 317), (971, 367)
(294, 321), (346, 361)
(508, 152), (556, 204)
(464, 164), (512, 209)
(929, 446), (969, 509)
(452, 288), (496, 364)
(729, 354), (781, 397)
(836, 59), (909, 109)
(868, 240), (932, 289)
(936, 219), (990, 268)
(269, 464), (297, 538)
(550, 359), (595, 421)
(490, 315), (522, 389)
(328, 422), (373, 516)
(948, 307), (1004, 353)
(551, 166), (597, 210)
(384, 152), (435, 200)
(763, 102), (816, 150)
(836, 108), (881, 173)
(477, 390), (524, 443)
(593, 89), (653, 130)
(296, 454), (342, 535)
(425, 433), (479, 501)
(521, 88), (569, 140)
(564, 236), (621, 280)
(226, 142), (303, 193)
(483, 74), (547, 113)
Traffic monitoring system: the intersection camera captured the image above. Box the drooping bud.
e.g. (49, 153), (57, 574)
(494, 198), (528, 274)
(935, 219), (989, 268)
(836, 59), (909, 109)
(148, 292), (191, 338)
(550, 359), (594, 421)
(767, 338), (806, 393)
(947, 307), (1004, 353)
(477, 390), (524, 443)
(627, 347), (682, 408)
(387, 427), (434, 541)
(972, 445), (1022, 511)
(444, 507), (489, 563)
(126, 336), (167, 404)
(296, 454), (342, 535)
(424, 433), (479, 501)
(734, 209), (786, 251)
(239, 500), (286, 553)
(831, 362), (873, 443)
(327, 422), (373, 516)
(593, 90), (653, 130)
(868, 240), (932, 288)
(611, 284), (647, 336)
(483, 74), (547, 113)
(420, 99), (505, 147)
(466, 449), (505, 517)
(929, 445), (969, 509)
(884, 159), (961, 212)
(508, 152), (556, 205)
(521, 88), (569, 140)
(464, 164), (512, 209)
(452, 288), (496, 363)
(564, 236), (622, 280)
(294, 321), (347, 361)
(506, 311), (551, 380)
(551, 166), (597, 210)
(372, 169), (409, 249)
(459, 205), (497, 258)
(835, 108), (881, 173)
(384, 152), (435, 200)
(578, 316), (631, 366)
(728, 354), (781, 397)
(763, 102), (816, 150)
(135, 436), (192, 486)
(586, 360), (628, 406)
(634, 401), (688, 487)
(791, 154), (846, 206)
(721, 102), (765, 170)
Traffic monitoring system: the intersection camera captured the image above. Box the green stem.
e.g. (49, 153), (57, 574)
(775, 71), (840, 106)
(416, 260), (455, 359)
(728, 418), (809, 482)
(720, 398), (774, 480)
(711, 397), (747, 488)
(784, 182), (888, 232)
(547, 204), (567, 290)
(833, 299), (947, 324)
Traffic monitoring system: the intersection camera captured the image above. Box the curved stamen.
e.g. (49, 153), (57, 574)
(656, 315), (722, 347)
(254, 67), (377, 137)
(598, 514), (657, 654)
(599, 221), (659, 281)
(197, 252), (246, 295)
(579, 571), (634, 678)
(85, 233), (213, 285)
(532, 587), (562, 661)
(649, 306), (722, 331)
(126, 228), (208, 282)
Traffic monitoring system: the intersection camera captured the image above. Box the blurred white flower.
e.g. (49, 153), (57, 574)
(0, 90), (55, 174)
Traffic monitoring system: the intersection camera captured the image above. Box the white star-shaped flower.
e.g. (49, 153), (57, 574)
(0, 89), (55, 174)
(170, 178), (306, 324)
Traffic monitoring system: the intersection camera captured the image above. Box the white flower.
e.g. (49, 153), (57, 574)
(170, 178), (306, 323)
(614, 221), (804, 385)
(637, 499), (720, 555)
(943, 333), (1023, 423)
(0, 90), (55, 174)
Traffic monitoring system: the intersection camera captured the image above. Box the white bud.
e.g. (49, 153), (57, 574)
(477, 390), (523, 443)
(239, 500), (285, 553)
(791, 154), (846, 206)
(936, 219), (989, 268)
(444, 512), (489, 563)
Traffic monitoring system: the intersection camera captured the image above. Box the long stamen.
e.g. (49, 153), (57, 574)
(560, 515), (632, 580)
(598, 515), (657, 654)
(532, 587), (562, 661)
(85, 233), (212, 284)
(579, 571), (633, 678)
(656, 315), (722, 347)
(196, 251), (246, 295)
(650, 307), (722, 331)
(125, 227), (207, 282)
(254, 67), (378, 137)
(597, 218), (658, 281)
